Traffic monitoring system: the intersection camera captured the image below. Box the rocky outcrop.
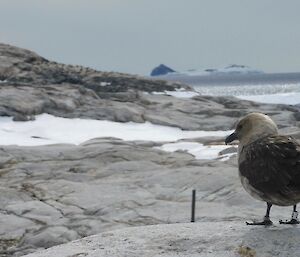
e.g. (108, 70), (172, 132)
(24, 222), (300, 257)
(0, 138), (296, 256)
(0, 43), (299, 131)
(0, 44), (186, 94)
(0, 81), (298, 130)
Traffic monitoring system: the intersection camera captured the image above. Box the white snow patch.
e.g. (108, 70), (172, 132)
(0, 114), (232, 146)
(237, 92), (300, 105)
(100, 82), (111, 86)
(164, 90), (200, 98)
(152, 89), (199, 98)
(157, 142), (236, 160)
(219, 152), (237, 161)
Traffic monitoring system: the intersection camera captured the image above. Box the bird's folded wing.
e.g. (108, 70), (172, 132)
(239, 135), (300, 194)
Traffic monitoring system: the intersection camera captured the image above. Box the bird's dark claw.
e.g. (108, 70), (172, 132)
(246, 217), (273, 226)
(279, 219), (299, 225)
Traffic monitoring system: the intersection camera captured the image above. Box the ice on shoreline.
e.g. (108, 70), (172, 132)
(157, 142), (236, 161)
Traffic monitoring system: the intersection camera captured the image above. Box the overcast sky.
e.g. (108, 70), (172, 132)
(0, 0), (300, 75)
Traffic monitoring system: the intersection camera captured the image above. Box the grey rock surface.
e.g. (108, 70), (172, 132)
(0, 140), (295, 256)
(0, 82), (299, 131)
(24, 222), (300, 257)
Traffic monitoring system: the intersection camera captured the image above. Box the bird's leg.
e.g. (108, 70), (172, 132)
(246, 202), (273, 226)
(279, 205), (300, 225)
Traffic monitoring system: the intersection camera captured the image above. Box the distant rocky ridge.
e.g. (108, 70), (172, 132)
(0, 44), (185, 93)
(1, 43), (300, 256)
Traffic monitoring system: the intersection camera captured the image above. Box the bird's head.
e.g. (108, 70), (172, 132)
(225, 113), (278, 146)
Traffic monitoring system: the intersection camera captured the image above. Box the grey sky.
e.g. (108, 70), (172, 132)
(0, 0), (300, 75)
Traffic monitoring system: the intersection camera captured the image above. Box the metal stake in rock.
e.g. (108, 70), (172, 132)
(191, 189), (196, 222)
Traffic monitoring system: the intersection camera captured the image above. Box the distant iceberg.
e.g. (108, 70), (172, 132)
(209, 64), (264, 75)
(150, 64), (263, 77)
(150, 64), (176, 76)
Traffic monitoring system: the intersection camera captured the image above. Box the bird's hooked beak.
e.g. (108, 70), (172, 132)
(225, 132), (238, 145)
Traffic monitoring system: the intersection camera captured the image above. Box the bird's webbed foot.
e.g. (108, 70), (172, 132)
(246, 217), (273, 226)
(279, 210), (299, 225)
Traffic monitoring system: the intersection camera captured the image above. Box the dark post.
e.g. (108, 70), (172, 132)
(191, 189), (196, 222)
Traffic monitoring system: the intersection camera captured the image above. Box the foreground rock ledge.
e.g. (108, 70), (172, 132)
(24, 222), (300, 257)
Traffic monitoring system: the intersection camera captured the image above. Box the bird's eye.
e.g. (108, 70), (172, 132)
(237, 124), (243, 130)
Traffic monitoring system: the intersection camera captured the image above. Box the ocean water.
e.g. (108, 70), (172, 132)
(192, 83), (300, 96)
(156, 72), (300, 105)
(155, 71), (300, 104)
(192, 83), (300, 105)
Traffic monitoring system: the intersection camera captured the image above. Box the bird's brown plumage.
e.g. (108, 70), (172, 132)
(239, 134), (300, 206)
(226, 112), (300, 206)
(225, 112), (300, 224)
